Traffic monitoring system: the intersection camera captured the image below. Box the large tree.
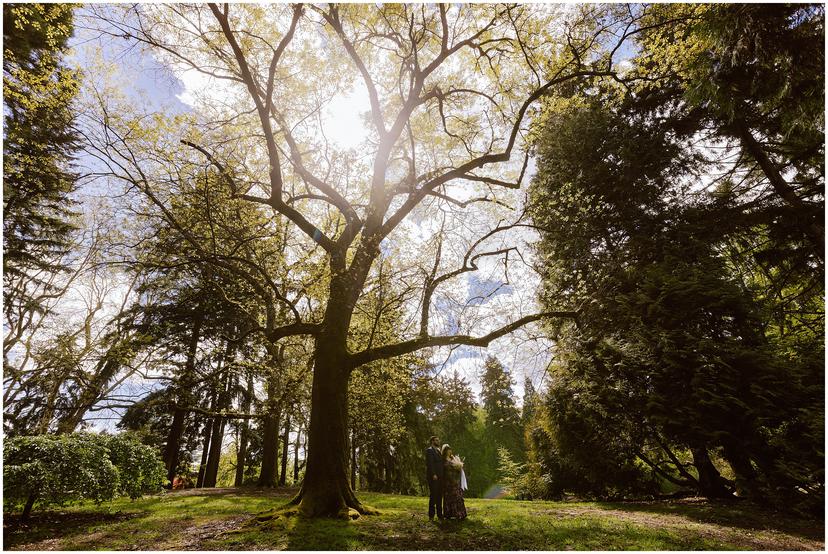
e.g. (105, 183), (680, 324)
(81, 3), (647, 517)
(3, 3), (80, 317)
(527, 4), (824, 508)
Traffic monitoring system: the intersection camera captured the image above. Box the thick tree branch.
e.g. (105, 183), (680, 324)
(208, 3), (338, 253)
(734, 118), (824, 259)
(349, 311), (578, 368)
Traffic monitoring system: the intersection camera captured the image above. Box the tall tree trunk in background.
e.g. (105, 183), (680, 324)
(197, 386), (219, 487)
(196, 408), (214, 488)
(163, 311), (203, 484)
(164, 407), (187, 485)
(279, 414), (291, 486)
(293, 425), (301, 484)
(234, 370), (254, 487)
(205, 348), (234, 487)
(204, 413), (226, 487)
(383, 450), (394, 493)
(258, 408), (281, 487)
(723, 443), (758, 497)
(258, 343), (284, 487)
(350, 435), (358, 491)
(21, 492), (37, 522)
(691, 445), (733, 498)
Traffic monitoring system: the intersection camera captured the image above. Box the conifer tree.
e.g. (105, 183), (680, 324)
(3, 3), (81, 314)
(480, 356), (524, 462)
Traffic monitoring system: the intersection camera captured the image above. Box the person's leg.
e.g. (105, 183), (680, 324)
(437, 480), (444, 519)
(428, 481), (438, 519)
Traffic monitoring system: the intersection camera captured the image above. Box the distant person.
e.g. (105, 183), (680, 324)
(425, 435), (444, 520)
(441, 444), (467, 519)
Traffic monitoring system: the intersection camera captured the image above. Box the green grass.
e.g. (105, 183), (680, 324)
(4, 488), (823, 551)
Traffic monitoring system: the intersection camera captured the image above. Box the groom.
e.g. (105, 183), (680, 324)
(425, 435), (444, 520)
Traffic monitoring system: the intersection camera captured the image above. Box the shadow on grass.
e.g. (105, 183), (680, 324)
(278, 508), (659, 550)
(166, 486), (299, 499)
(3, 509), (148, 550)
(599, 499), (825, 541)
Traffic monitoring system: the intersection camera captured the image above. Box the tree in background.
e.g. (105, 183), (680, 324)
(480, 356), (523, 463)
(3, 3), (80, 318)
(527, 3), (823, 512)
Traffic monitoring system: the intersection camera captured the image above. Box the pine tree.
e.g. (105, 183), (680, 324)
(479, 356), (524, 463)
(3, 3), (81, 314)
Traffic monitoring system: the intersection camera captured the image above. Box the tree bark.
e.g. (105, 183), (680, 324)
(288, 264), (378, 517)
(21, 492), (36, 522)
(279, 414), (291, 486)
(162, 311), (203, 484)
(691, 446), (733, 499)
(293, 425), (301, 484)
(350, 435), (358, 491)
(164, 407), (187, 485)
(722, 443), (758, 497)
(258, 409), (281, 487)
(292, 337), (366, 517)
(234, 370), (254, 487)
(203, 414), (226, 487)
(204, 359), (233, 488)
(55, 357), (121, 434)
(196, 414), (213, 488)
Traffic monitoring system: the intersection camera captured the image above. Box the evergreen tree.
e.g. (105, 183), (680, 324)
(529, 48), (823, 509)
(3, 3), (81, 314)
(480, 356), (524, 464)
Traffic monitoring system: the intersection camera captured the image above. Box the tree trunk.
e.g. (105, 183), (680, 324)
(292, 341), (366, 517)
(293, 425), (301, 484)
(162, 311), (203, 485)
(289, 262), (376, 517)
(235, 370), (254, 487)
(196, 415), (214, 488)
(35, 375), (63, 434)
(21, 492), (36, 522)
(723, 444), (758, 497)
(691, 446), (733, 499)
(350, 436), (358, 491)
(258, 409), (281, 487)
(164, 407), (187, 485)
(204, 415), (226, 487)
(204, 370), (232, 487)
(56, 357), (121, 434)
(279, 415), (291, 486)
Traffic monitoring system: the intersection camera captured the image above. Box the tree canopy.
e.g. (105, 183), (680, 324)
(3, 2), (823, 520)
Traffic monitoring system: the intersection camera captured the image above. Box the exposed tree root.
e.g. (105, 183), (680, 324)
(244, 490), (379, 527)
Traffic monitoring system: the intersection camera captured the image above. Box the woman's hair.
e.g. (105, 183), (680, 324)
(441, 444), (452, 459)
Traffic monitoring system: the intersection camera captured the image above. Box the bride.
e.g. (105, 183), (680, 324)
(441, 444), (468, 519)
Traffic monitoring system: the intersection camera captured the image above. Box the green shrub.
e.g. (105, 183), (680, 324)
(4, 433), (167, 519)
(101, 433), (168, 499)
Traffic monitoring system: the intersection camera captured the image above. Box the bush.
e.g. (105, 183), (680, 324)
(102, 433), (168, 499)
(4, 433), (167, 520)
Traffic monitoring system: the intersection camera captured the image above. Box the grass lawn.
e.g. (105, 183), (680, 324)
(3, 488), (824, 550)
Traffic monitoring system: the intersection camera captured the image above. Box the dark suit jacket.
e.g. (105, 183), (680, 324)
(425, 446), (444, 480)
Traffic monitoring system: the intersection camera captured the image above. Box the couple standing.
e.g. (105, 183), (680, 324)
(425, 435), (468, 520)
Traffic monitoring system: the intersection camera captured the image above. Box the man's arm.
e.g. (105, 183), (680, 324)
(426, 449), (438, 479)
